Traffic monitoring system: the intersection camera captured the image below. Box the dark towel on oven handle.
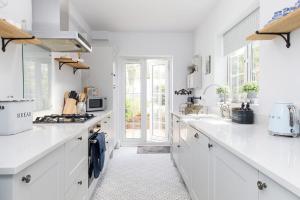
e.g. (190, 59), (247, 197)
(89, 132), (106, 179)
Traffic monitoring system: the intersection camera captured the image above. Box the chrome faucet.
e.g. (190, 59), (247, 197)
(202, 83), (222, 96)
(202, 84), (222, 112)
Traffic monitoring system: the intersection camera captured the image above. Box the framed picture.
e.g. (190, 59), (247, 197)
(205, 55), (211, 75)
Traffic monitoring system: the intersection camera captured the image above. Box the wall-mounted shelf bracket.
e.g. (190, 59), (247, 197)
(175, 89), (192, 96)
(58, 61), (79, 70)
(1, 36), (35, 52)
(256, 31), (291, 48)
(73, 68), (78, 74)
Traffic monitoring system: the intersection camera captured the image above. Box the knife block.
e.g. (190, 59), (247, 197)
(63, 98), (77, 115)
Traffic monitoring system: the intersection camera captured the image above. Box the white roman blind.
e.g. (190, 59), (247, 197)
(223, 8), (260, 55)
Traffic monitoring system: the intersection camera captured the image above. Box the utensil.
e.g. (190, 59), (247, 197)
(77, 102), (86, 114)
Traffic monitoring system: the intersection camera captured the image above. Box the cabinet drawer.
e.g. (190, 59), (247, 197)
(65, 131), (88, 189)
(14, 146), (64, 200)
(65, 157), (88, 191)
(65, 160), (88, 200)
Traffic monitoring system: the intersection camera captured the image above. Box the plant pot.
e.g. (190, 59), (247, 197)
(218, 94), (225, 102)
(247, 92), (257, 104)
(247, 92), (257, 99)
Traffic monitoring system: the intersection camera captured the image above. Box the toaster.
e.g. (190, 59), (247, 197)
(268, 103), (300, 137)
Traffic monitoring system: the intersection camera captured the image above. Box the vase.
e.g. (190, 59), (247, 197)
(247, 92), (257, 103)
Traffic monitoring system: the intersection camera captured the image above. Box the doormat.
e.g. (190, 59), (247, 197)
(137, 146), (170, 154)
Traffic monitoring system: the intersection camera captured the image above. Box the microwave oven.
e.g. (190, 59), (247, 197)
(86, 97), (107, 112)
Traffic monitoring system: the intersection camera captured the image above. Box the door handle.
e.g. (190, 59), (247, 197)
(21, 175), (31, 183)
(208, 143), (213, 149)
(77, 136), (83, 141)
(257, 181), (267, 190)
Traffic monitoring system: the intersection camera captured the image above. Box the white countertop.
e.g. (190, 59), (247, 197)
(172, 112), (300, 197)
(0, 111), (112, 175)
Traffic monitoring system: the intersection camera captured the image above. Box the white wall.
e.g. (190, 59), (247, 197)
(0, 0), (90, 114)
(110, 32), (194, 112)
(194, 0), (300, 116)
(193, 0), (259, 110)
(0, 0), (32, 99)
(81, 41), (114, 109)
(259, 0), (300, 115)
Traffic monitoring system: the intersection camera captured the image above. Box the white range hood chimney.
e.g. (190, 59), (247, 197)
(32, 0), (92, 52)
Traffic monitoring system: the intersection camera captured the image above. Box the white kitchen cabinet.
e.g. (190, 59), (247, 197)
(209, 141), (258, 200)
(188, 126), (210, 200)
(101, 114), (114, 157)
(171, 115), (180, 166)
(258, 173), (300, 200)
(178, 121), (192, 188)
(65, 131), (88, 191)
(13, 146), (65, 200)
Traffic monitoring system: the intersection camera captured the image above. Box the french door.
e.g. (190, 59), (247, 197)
(121, 58), (170, 145)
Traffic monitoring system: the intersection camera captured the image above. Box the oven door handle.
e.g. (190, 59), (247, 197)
(89, 139), (98, 144)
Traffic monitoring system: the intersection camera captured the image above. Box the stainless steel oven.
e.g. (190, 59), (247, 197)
(86, 97), (107, 112)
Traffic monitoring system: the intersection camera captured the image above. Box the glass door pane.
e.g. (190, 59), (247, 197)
(146, 59), (169, 143)
(125, 63), (142, 139)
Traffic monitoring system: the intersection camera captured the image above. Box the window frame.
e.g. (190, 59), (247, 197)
(227, 42), (259, 103)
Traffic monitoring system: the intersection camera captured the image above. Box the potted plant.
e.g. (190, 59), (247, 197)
(241, 82), (259, 102)
(216, 86), (229, 102)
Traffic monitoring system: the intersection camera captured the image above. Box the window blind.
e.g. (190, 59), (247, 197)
(223, 8), (259, 56)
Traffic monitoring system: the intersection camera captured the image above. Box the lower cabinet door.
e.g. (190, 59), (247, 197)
(14, 147), (65, 200)
(189, 126), (210, 200)
(210, 142), (258, 200)
(171, 115), (180, 167)
(258, 173), (300, 200)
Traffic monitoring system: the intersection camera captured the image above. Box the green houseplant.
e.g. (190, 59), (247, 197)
(241, 82), (259, 102)
(216, 86), (229, 102)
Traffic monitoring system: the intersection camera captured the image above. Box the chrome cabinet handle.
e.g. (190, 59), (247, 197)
(194, 133), (199, 139)
(78, 180), (83, 185)
(208, 143), (213, 149)
(77, 136), (83, 141)
(257, 181), (267, 190)
(21, 175), (31, 183)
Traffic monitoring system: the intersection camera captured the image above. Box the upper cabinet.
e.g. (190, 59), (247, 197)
(247, 9), (300, 48)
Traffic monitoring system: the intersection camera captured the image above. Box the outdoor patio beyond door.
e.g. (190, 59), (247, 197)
(123, 58), (170, 145)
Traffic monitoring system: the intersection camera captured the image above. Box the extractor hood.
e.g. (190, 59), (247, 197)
(31, 0), (92, 52)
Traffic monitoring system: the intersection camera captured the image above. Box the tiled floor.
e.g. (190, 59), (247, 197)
(92, 147), (191, 200)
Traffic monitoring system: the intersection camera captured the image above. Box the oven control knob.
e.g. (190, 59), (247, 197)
(89, 129), (94, 134)
(96, 124), (101, 128)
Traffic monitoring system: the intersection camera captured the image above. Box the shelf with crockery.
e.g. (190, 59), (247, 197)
(0, 19), (41, 52)
(247, 8), (300, 48)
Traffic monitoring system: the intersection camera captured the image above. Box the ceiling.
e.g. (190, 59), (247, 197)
(71, 0), (218, 32)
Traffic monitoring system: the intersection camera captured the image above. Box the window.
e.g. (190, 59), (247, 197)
(223, 8), (260, 102)
(23, 44), (52, 111)
(227, 42), (260, 102)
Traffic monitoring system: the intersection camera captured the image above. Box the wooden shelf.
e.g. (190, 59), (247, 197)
(55, 58), (90, 74)
(0, 19), (41, 52)
(247, 8), (300, 48)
